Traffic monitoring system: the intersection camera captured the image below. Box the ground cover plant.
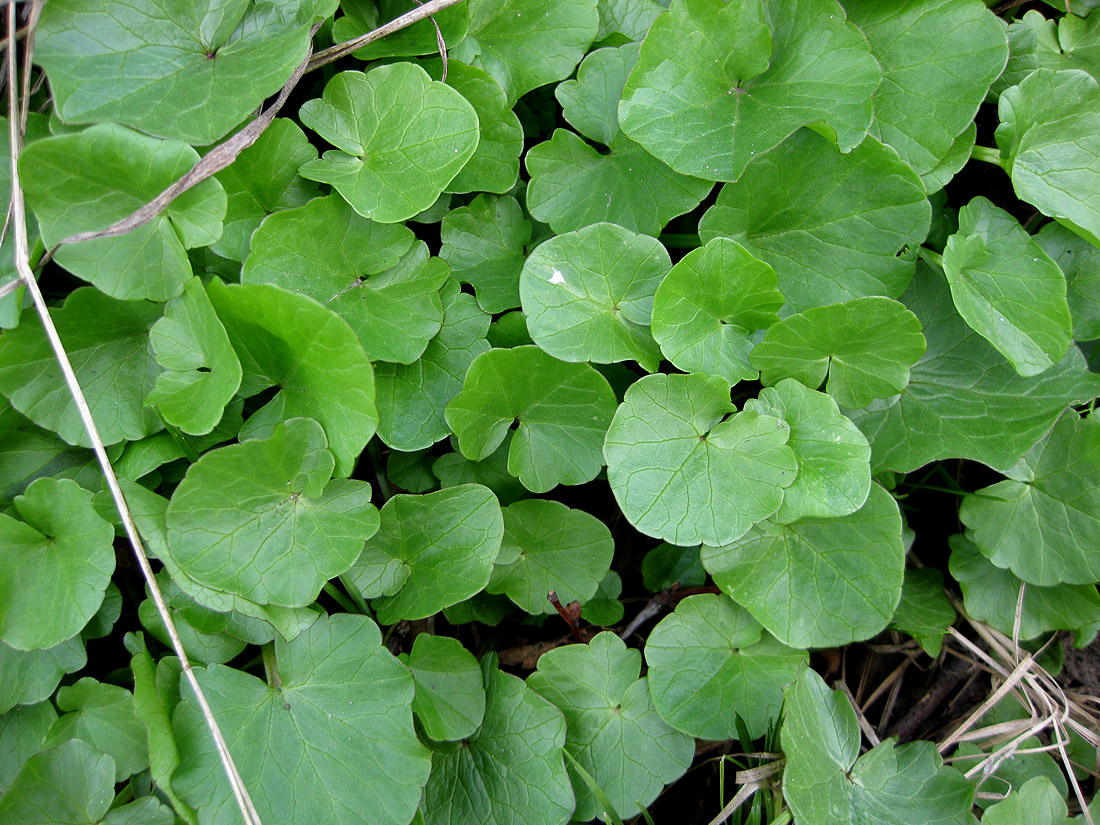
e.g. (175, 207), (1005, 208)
(2, 0), (1100, 822)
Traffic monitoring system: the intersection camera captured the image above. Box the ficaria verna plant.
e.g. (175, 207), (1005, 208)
(2, 0), (1100, 823)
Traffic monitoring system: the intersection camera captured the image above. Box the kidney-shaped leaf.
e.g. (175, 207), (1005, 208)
(527, 632), (693, 822)
(782, 668), (973, 825)
(702, 484), (904, 648)
(751, 297), (926, 409)
(651, 237), (783, 386)
(299, 65), (479, 223)
(520, 222), (669, 371)
(0, 478), (114, 651)
(172, 614), (431, 825)
(44, 678), (147, 783)
(446, 346), (618, 493)
(645, 594), (806, 740)
(605, 373), (798, 547)
(619, 0), (880, 182)
(166, 418), (377, 608)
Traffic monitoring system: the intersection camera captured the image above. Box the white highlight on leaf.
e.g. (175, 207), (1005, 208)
(549, 269), (566, 285)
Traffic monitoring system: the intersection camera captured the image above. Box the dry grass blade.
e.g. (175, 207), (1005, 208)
(5, 5), (262, 823)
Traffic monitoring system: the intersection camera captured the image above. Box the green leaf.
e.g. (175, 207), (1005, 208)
(349, 484), (503, 623)
(651, 237), (783, 386)
(421, 655), (574, 825)
(527, 44), (711, 235)
(0, 702), (56, 795)
(943, 197), (1072, 376)
(604, 372), (798, 546)
(640, 543), (706, 592)
(527, 632), (692, 821)
(842, 0), (1007, 183)
(43, 678), (147, 782)
(782, 668), (973, 825)
(172, 614), (431, 825)
(0, 398), (94, 509)
(139, 577), (249, 666)
(996, 10), (1100, 97)
(960, 414), (1100, 586)
(388, 448), (439, 494)
(440, 193), (531, 314)
(332, 0), (469, 61)
(996, 69), (1100, 246)
(0, 287), (164, 447)
(702, 484), (904, 647)
(889, 569), (955, 657)
(210, 118), (320, 262)
(1035, 220), (1100, 342)
(19, 124), (225, 301)
(375, 284), (492, 451)
(597, 0), (663, 43)
(146, 278), (243, 437)
(0, 478), (113, 651)
(583, 570), (625, 626)
(446, 346), (618, 493)
(488, 499), (614, 614)
(983, 776), (1071, 825)
(847, 262), (1100, 473)
(645, 593), (806, 740)
(35, 0), (324, 144)
(166, 418), (377, 608)
(423, 59), (523, 195)
(619, 0), (881, 182)
(207, 279), (378, 477)
(0, 637), (85, 714)
(520, 222), (669, 370)
(432, 433), (528, 506)
(407, 634), (486, 741)
(299, 66), (480, 223)
(698, 130), (930, 311)
(0, 739), (114, 825)
(451, 0), (599, 105)
(745, 378), (871, 523)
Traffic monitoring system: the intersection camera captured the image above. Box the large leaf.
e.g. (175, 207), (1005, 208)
(35, 0), (325, 144)
(698, 130), (930, 311)
(520, 222), (669, 371)
(650, 237), (783, 386)
(604, 372), (798, 547)
(0, 478), (114, 651)
(488, 499), (614, 614)
(421, 656), (574, 825)
(146, 278), (242, 437)
(960, 413), (1100, 586)
(942, 197), (1072, 376)
(996, 68), (1100, 246)
(445, 346), (618, 493)
(619, 0), (881, 182)
(0, 739), (114, 825)
(19, 124), (224, 301)
(348, 484), (503, 623)
(299, 66), (479, 223)
(439, 193), (531, 314)
(166, 418), (377, 608)
(645, 594), (805, 740)
(782, 669), (973, 825)
(43, 678), (148, 782)
(206, 279), (377, 477)
(847, 262), (1100, 473)
(527, 632), (693, 821)
(842, 0), (1007, 185)
(172, 614), (431, 825)
(701, 485), (904, 647)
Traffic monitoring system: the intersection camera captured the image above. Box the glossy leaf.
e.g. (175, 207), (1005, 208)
(440, 193), (531, 314)
(605, 372), (797, 547)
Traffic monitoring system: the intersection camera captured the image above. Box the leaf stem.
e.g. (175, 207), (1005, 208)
(917, 246), (944, 269)
(970, 145), (1004, 167)
(339, 574), (373, 616)
(261, 642), (282, 691)
(367, 439), (392, 501)
(323, 581), (357, 614)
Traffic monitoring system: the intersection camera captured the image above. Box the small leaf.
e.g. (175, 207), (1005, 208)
(584, 570), (625, 627)
(0, 478), (114, 651)
(1035, 220), (1100, 342)
(645, 593), (806, 740)
(0, 702), (57, 796)
(943, 197), (1072, 376)
(597, 0), (663, 42)
(44, 678), (147, 782)
(440, 193), (531, 314)
(333, 0), (469, 61)
(520, 222), (669, 370)
(527, 632), (693, 821)
(0, 637), (85, 714)
(889, 569), (955, 657)
(432, 433), (528, 506)
(299, 66), (480, 223)
(651, 237), (783, 386)
(619, 0), (881, 182)
(604, 372), (798, 547)
(349, 484), (504, 623)
(982, 776), (1070, 825)
(640, 543), (706, 592)
(446, 346), (618, 493)
(166, 418), (378, 608)
(702, 485), (904, 647)
(699, 130), (930, 311)
(407, 635), (486, 742)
